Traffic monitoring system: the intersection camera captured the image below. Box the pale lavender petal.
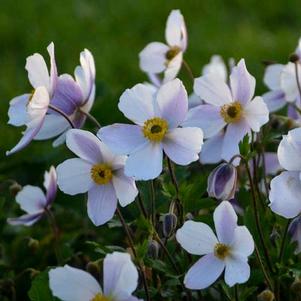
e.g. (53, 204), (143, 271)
(87, 184), (117, 226)
(163, 51), (183, 83)
(8, 94), (30, 126)
(224, 256), (250, 286)
(264, 152), (281, 176)
(263, 64), (284, 90)
(103, 252), (139, 299)
(139, 42), (169, 74)
(156, 79), (188, 128)
(230, 226), (254, 257)
(98, 124), (147, 155)
(112, 169), (138, 207)
(53, 131), (68, 147)
(288, 103), (300, 120)
(163, 127), (203, 165)
(44, 166), (57, 206)
(288, 216), (301, 254)
(199, 132), (223, 165)
(194, 73), (232, 106)
(125, 142), (163, 180)
(7, 212), (43, 226)
(269, 171), (301, 218)
(47, 42), (58, 95)
(184, 254), (225, 289)
(281, 62), (300, 102)
(66, 129), (103, 164)
(182, 104), (226, 138)
(262, 90), (286, 113)
(230, 59), (255, 105)
(202, 55), (227, 82)
(213, 201), (238, 244)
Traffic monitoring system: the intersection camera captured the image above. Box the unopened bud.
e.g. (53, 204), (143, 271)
(27, 238), (39, 252)
(257, 290), (275, 301)
(9, 182), (22, 197)
(86, 261), (100, 278)
(207, 163), (237, 200)
(289, 53), (300, 63)
(162, 213), (177, 238)
(147, 240), (160, 259)
(291, 279), (301, 295)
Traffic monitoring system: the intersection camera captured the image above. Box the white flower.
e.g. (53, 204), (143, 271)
(49, 252), (142, 301)
(56, 129), (138, 226)
(176, 201), (254, 289)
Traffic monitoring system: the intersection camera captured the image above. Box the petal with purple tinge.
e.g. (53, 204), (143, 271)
(263, 64), (284, 90)
(44, 166), (57, 205)
(224, 255), (250, 286)
(262, 90), (286, 113)
(7, 212), (43, 226)
(199, 132), (223, 165)
(8, 94), (30, 126)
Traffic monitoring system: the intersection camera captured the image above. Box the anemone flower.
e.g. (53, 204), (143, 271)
(99, 79), (203, 180)
(176, 201), (254, 289)
(49, 252), (142, 301)
(56, 129), (138, 226)
(7, 166), (57, 226)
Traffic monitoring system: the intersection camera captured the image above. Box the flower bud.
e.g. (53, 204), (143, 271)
(291, 279), (301, 295)
(162, 213), (177, 238)
(147, 240), (160, 259)
(207, 163), (237, 200)
(86, 261), (100, 279)
(257, 289), (275, 301)
(27, 238), (39, 252)
(9, 182), (22, 197)
(289, 53), (300, 63)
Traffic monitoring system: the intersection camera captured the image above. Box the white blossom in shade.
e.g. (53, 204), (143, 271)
(98, 79), (203, 181)
(49, 252), (142, 301)
(7, 166), (57, 226)
(269, 128), (301, 218)
(176, 201), (254, 289)
(56, 129), (138, 226)
(139, 10), (187, 83)
(182, 59), (269, 162)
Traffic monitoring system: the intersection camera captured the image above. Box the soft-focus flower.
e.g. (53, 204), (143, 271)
(269, 128), (301, 218)
(288, 216), (301, 254)
(49, 252), (142, 301)
(183, 59), (269, 162)
(139, 10), (187, 83)
(176, 201), (254, 289)
(7, 166), (57, 226)
(56, 129), (138, 226)
(99, 79), (203, 180)
(207, 163), (237, 201)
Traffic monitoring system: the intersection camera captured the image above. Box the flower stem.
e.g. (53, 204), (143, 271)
(278, 220), (290, 263)
(150, 180), (156, 225)
(182, 59), (194, 84)
(116, 207), (150, 301)
(137, 192), (148, 219)
(294, 62), (301, 99)
(79, 108), (101, 129)
(48, 104), (75, 129)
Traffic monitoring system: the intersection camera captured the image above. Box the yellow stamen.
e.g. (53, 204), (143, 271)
(220, 102), (243, 123)
(165, 46), (181, 62)
(142, 117), (168, 142)
(214, 243), (230, 260)
(91, 164), (113, 185)
(91, 293), (112, 301)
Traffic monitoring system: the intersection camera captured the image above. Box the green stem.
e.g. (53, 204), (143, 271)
(150, 180), (156, 225)
(278, 220), (290, 263)
(79, 108), (101, 129)
(48, 104), (75, 129)
(182, 59), (194, 83)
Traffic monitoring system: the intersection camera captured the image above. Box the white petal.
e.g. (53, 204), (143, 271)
(49, 265), (101, 301)
(44, 166), (57, 205)
(263, 64), (284, 90)
(163, 51), (183, 83)
(213, 201), (238, 244)
(118, 83), (156, 125)
(104, 252), (138, 299)
(182, 104), (226, 138)
(16, 185), (46, 214)
(281, 62), (301, 102)
(269, 171), (301, 218)
(224, 256), (250, 287)
(56, 158), (93, 195)
(262, 90), (286, 113)
(176, 220), (218, 255)
(231, 226), (254, 257)
(163, 127), (203, 165)
(87, 184), (117, 226)
(184, 254), (225, 289)
(165, 9), (187, 50)
(194, 73), (232, 106)
(8, 94), (30, 126)
(125, 142), (163, 180)
(47, 42), (58, 95)
(156, 78), (188, 128)
(139, 42), (169, 74)
(277, 128), (301, 171)
(66, 129), (103, 164)
(244, 96), (269, 132)
(199, 132), (223, 165)
(202, 55), (227, 82)
(112, 169), (138, 207)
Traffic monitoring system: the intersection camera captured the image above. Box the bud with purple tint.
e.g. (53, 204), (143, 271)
(207, 163), (237, 201)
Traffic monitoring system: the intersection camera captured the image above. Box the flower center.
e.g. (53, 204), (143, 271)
(220, 102), (243, 123)
(91, 164), (113, 185)
(91, 293), (112, 301)
(142, 117), (168, 142)
(214, 243), (230, 260)
(165, 46), (181, 61)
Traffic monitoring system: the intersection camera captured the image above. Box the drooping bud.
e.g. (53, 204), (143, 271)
(162, 213), (177, 238)
(207, 163), (237, 200)
(257, 289), (275, 301)
(86, 261), (100, 279)
(9, 182), (22, 197)
(147, 240), (160, 259)
(27, 238), (39, 252)
(289, 53), (300, 63)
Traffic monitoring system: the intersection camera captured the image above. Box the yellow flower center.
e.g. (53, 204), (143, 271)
(165, 46), (181, 62)
(142, 117), (168, 142)
(91, 164), (113, 185)
(214, 243), (231, 260)
(220, 102), (243, 123)
(91, 293), (112, 301)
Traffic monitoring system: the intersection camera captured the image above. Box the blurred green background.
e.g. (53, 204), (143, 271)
(0, 0), (301, 299)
